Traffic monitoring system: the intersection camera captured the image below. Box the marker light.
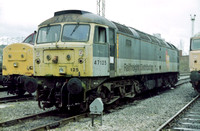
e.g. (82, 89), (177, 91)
(46, 55), (51, 61)
(66, 54), (71, 60)
(79, 50), (84, 56)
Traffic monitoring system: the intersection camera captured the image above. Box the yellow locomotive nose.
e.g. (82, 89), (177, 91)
(3, 43), (33, 76)
(2, 42), (34, 96)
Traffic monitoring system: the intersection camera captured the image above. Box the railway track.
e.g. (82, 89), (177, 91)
(0, 94), (34, 103)
(0, 110), (57, 128)
(175, 76), (190, 87)
(0, 109), (89, 131)
(29, 113), (89, 131)
(0, 87), (7, 92)
(0, 77), (191, 131)
(31, 76), (190, 131)
(157, 95), (200, 131)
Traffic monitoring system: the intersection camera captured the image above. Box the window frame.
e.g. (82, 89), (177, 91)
(61, 24), (90, 42)
(36, 24), (61, 44)
(191, 39), (200, 51)
(94, 26), (107, 44)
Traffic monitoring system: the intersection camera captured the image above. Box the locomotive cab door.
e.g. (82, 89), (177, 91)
(109, 28), (116, 77)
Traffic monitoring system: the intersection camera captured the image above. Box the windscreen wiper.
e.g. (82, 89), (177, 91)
(70, 23), (79, 36)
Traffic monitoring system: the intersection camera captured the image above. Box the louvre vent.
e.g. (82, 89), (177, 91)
(112, 22), (133, 35)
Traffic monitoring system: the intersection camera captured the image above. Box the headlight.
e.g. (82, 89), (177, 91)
(29, 66), (33, 70)
(13, 62), (18, 67)
(59, 68), (64, 73)
(59, 67), (66, 74)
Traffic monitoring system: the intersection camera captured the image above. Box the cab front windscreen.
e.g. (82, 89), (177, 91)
(191, 39), (200, 50)
(61, 24), (90, 42)
(36, 24), (90, 44)
(37, 25), (61, 44)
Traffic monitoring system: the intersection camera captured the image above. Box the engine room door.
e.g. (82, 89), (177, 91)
(109, 28), (115, 77)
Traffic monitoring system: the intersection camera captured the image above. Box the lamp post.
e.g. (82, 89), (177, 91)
(190, 14), (196, 37)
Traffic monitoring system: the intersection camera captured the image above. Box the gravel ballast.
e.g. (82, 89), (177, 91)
(58, 83), (198, 131)
(0, 92), (54, 123)
(0, 82), (197, 131)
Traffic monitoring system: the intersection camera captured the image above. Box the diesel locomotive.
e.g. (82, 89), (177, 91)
(34, 10), (179, 110)
(0, 45), (6, 84)
(0, 45), (6, 73)
(2, 32), (37, 95)
(189, 33), (200, 92)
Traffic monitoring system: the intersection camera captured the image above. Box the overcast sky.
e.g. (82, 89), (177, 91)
(0, 0), (199, 54)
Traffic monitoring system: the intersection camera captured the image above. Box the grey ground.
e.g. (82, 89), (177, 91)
(0, 82), (197, 131)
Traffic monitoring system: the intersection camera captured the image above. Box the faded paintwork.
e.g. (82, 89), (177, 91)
(34, 44), (93, 77)
(117, 59), (178, 76)
(3, 43), (33, 76)
(39, 10), (116, 28)
(93, 57), (109, 76)
(189, 33), (200, 92)
(189, 33), (200, 72)
(34, 10), (179, 78)
(189, 50), (200, 71)
(34, 10), (179, 110)
(115, 28), (179, 77)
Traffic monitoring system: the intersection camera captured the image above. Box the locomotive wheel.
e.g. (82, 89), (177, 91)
(7, 86), (16, 95)
(133, 80), (142, 94)
(24, 77), (38, 94)
(126, 84), (135, 98)
(17, 88), (26, 96)
(195, 87), (200, 93)
(194, 82), (200, 93)
(99, 87), (111, 103)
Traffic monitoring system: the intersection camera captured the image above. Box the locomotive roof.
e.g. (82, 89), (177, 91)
(39, 10), (177, 50)
(192, 32), (200, 39)
(39, 10), (116, 28)
(112, 22), (177, 50)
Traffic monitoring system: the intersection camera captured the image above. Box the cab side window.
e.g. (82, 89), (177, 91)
(94, 26), (107, 44)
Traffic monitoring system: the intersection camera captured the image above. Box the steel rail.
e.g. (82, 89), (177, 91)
(175, 77), (190, 87)
(0, 87), (7, 92)
(0, 110), (57, 128)
(0, 94), (34, 104)
(0, 76), (191, 130)
(29, 78), (191, 131)
(156, 95), (200, 131)
(29, 112), (89, 131)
